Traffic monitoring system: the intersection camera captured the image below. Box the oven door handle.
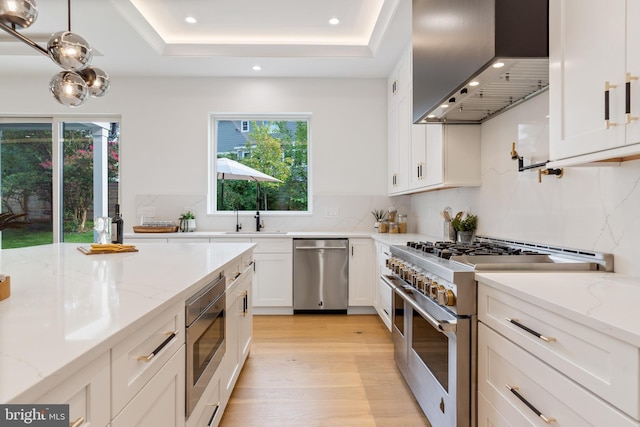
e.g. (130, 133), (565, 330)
(383, 275), (457, 334)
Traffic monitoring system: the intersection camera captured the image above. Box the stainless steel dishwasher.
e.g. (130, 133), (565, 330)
(293, 238), (349, 313)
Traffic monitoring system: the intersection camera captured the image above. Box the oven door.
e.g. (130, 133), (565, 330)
(382, 275), (409, 374)
(186, 291), (225, 416)
(406, 292), (473, 427)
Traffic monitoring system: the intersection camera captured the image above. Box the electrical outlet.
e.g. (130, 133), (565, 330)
(137, 206), (155, 217)
(325, 208), (339, 217)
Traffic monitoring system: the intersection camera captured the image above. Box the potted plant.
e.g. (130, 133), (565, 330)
(451, 213), (477, 243)
(179, 211), (196, 232)
(371, 209), (388, 231)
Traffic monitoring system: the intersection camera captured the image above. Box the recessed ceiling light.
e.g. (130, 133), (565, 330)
(469, 81), (480, 86)
(185, 16), (197, 24)
(329, 17), (340, 25)
(492, 62), (505, 68)
(427, 115), (436, 118)
(252, 65), (262, 71)
(440, 104), (449, 108)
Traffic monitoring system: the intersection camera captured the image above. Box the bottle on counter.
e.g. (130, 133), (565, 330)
(389, 222), (399, 234)
(378, 220), (389, 233)
(111, 203), (124, 244)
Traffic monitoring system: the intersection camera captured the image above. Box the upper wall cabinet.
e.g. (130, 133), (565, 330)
(388, 45), (412, 194)
(549, 0), (640, 166)
(388, 44), (481, 196)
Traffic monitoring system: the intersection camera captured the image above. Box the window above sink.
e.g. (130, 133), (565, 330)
(208, 114), (310, 215)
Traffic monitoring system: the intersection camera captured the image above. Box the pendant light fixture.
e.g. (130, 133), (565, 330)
(0, 0), (110, 107)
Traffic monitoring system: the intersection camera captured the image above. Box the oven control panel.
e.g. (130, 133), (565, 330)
(386, 257), (457, 308)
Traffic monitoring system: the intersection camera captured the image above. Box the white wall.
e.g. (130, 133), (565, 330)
(0, 76), (405, 232)
(410, 91), (640, 277)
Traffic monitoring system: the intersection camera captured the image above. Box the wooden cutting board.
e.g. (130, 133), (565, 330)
(78, 246), (139, 255)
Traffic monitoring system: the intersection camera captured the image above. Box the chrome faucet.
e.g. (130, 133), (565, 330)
(235, 208), (242, 232)
(254, 211), (263, 232)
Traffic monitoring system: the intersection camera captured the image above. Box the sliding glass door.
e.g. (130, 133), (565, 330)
(0, 118), (120, 248)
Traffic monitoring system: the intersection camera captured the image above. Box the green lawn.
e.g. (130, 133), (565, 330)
(2, 225), (94, 249)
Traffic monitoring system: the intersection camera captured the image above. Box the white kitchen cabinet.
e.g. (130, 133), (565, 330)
(423, 124), (481, 190)
(388, 44), (411, 194)
(373, 241), (392, 331)
(549, 0), (640, 165)
(35, 352), (110, 427)
(348, 238), (374, 307)
(251, 238), (293, 313)
(223, 259), (253, 400)
(478, 323), (639, 427)
(186, 372), (221, 427)
(111, 301), (185, 417)
(387, 43), (481, 194)
(111, 345), (186, 427)
(478, 281), (640, 425)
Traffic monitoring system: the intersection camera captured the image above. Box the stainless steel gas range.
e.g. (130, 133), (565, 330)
(382, 237), (613, 427)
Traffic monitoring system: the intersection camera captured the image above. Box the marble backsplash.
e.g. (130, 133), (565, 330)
(134, 194), (410, 233)
(409, 91), (640, 277)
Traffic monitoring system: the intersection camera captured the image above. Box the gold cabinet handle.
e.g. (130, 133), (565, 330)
(506, 318), (556, 342)
(605, 81), (619, 129)
(69, 417), (85, 427)
(137, 330), (178, 362)
(506, 385), (556, 424)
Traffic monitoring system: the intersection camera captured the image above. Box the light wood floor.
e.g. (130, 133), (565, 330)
(220, 314), (431, 427)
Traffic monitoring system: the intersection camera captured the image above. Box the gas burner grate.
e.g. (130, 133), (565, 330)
(406, 240), (531, 258)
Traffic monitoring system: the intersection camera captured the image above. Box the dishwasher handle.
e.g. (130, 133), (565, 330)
(295, 246), (347, 250)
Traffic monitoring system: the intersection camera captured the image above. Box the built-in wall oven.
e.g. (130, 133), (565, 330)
(185, 274), (226, 417)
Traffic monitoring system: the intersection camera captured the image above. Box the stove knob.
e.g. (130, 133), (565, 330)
(437, 287), (454, 306)
(430, 282), (440, 300)
(443, 289), (456, 306)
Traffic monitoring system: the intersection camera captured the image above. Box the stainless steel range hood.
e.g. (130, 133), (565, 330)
(412, 0), (549, 124)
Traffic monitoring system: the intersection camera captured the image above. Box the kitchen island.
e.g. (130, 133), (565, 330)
(0, 242), (254, 426)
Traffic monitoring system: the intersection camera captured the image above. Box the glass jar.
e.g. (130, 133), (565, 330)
(389, 222), (399, 234)
(378, 220), (389, 233)
(388, 208), (397, 223)
(398, 214), (407, 233)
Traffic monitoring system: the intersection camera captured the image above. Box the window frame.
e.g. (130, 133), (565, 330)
(0, 115), (120, 243)
(208, 113), (312, 215)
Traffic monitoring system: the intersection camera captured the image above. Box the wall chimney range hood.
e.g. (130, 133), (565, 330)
(412, 0), (549, 124)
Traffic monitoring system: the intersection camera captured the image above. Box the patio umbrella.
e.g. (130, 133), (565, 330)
(216, 158), (282, 209)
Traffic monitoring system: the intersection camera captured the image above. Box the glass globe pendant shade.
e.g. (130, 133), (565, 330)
(0, 0), (38, 29)
(47, 30), (93, 71)
(78, 67), (110, 97)
(49, 71), (88, 107)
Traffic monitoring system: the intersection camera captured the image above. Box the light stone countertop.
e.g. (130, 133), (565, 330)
(0, 242), (255, 404)
(476, 271), (640, 348)
(125, 230), (438, 247)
